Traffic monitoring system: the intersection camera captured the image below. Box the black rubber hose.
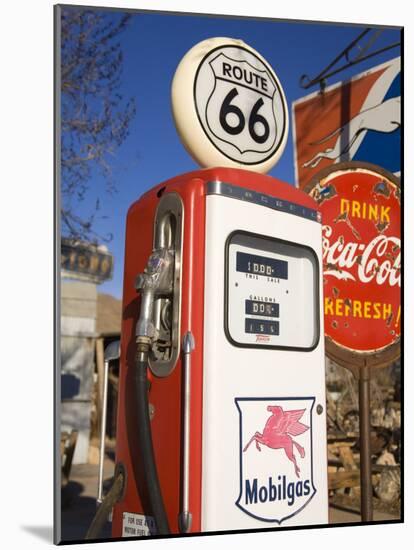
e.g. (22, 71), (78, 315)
(85, 472), (124, 540)
(135, 357), (170, 535)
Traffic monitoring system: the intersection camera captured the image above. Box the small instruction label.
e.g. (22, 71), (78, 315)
(122, 512), (157, 537)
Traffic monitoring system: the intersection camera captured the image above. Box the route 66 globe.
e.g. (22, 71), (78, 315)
(171, 37), (289, 173)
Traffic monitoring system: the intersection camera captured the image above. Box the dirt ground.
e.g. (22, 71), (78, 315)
(59, 454), (400, 543)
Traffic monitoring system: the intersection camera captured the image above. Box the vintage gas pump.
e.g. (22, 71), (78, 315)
(108, 38), (328, 537)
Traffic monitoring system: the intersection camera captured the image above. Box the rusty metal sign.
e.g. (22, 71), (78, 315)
(305, 162), (401, 369)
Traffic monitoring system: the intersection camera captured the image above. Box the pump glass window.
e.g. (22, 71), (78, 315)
(226, 232), (319, 349)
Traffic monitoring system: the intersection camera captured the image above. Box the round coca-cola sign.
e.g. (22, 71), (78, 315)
(306, 162), (401, 368)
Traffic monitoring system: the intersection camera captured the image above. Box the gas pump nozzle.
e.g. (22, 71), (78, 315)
(133, 247), (174, 535)
(135, 248), (174, 345)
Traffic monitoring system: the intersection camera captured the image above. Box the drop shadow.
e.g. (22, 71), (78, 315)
(21, 525), (53, 543)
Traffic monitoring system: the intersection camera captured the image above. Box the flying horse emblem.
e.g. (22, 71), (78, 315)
(243, 406), (309, 478)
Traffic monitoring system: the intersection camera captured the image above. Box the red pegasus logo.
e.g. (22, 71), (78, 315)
(243, 406), (309, 478)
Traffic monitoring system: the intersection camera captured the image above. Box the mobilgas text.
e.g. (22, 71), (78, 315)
(245, 475), (311, 507)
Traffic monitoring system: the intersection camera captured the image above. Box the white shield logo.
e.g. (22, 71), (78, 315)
(235, 397), (316, 524)
(175, 39), (288, 171)
(205, 53), (278, 157)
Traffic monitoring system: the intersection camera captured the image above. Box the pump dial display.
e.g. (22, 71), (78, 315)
(226, 232), (319, 349)
(245, 300), (279, 317)
(237, 252), (288, 279)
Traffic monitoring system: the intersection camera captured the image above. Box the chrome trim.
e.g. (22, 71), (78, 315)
(178, 331), (195, 533)
(206, 181), (320, 223)
(149, 192), (184, 377)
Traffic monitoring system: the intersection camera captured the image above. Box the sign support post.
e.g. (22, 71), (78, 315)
(359, 364), (373, 521)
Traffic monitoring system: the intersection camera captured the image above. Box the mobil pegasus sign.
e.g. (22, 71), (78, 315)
(235, 397), (316, 524)
(305, 162), (401, 368)
(293, 57), (401, 189)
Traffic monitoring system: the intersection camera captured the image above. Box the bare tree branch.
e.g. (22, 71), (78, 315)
(60, 8), (136, 242)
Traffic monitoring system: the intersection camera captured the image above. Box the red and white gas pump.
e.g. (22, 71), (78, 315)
(94, 37), (328, 538)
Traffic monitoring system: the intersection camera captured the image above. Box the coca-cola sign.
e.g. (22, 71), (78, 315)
(306, 162), (401, 368)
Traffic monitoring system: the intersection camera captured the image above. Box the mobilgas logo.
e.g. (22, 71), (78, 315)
(235, 397), (316, 523)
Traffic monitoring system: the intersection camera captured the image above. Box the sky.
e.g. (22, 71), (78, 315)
(61, 8), (401, 299)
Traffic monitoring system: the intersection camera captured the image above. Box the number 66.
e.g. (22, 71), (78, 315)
(219, 87), (270, 144)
